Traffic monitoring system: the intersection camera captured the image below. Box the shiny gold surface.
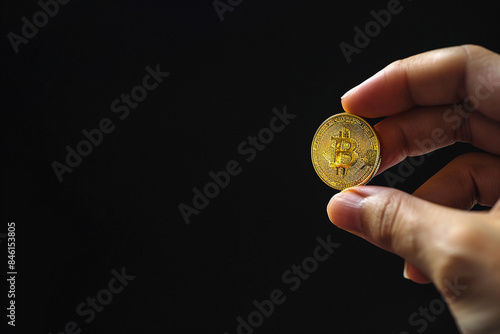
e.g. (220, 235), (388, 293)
(311, 113), (380, 190)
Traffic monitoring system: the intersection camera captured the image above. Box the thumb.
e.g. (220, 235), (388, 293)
(326, 186), (465, 282)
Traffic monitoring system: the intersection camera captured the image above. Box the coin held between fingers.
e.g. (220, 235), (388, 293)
(311, 113), (381, 190)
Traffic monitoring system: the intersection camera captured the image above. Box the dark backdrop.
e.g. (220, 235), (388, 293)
(3, 1), (499, 333)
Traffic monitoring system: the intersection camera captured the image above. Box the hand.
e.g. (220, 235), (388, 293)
(326, 45), (500, 334)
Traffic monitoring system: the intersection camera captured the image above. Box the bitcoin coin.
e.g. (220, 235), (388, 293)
(311, 113), (381, 190)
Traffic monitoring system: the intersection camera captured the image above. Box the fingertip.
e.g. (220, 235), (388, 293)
(340, 97), (351, 113)
(340, 83), (361, 101)
(340, 68), (390, 116)
(327, 186), (387, 235)
(327, 189), (364, 234)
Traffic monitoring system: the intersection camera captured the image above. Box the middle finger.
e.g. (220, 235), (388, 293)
(374, 105), (500, 174)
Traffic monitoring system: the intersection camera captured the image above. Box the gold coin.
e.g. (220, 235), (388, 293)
(311, 113), (381, 190)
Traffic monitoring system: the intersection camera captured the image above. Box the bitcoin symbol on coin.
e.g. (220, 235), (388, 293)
(311, 113), (381, 190)
(323, 127), (359, 177)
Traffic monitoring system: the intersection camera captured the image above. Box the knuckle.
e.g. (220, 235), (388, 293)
(447, 153), (480, 180)
(385, 59), (407, 77)
(453, 110), (473, 143)
(446, 153), (486, 207)
(446, 223), (482, 251)
(461, 44), (495, 62)
(434, 222), (484, 281)
(451, 152), (479, 163)
(462, 44), (486, 54)
(363, 191), (406, 250)
(389, 58), (405, 69)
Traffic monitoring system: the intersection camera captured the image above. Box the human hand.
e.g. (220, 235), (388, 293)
(327, 45), (500, 334)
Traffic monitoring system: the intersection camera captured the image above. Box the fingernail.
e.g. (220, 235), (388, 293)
(403, 262), (410, 280)
(327, 189), (365, 234)
(327, 186), (387, 236)
(341, 68), (386, 100)
(340, 85), (359, 100)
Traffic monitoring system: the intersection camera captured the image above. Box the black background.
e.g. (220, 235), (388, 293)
(3, 0), (499, 333)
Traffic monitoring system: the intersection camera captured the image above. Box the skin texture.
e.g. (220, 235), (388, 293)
(327, 45), (500, 334)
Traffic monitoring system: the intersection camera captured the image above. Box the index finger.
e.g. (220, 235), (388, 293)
(341, 45), (500, 121)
